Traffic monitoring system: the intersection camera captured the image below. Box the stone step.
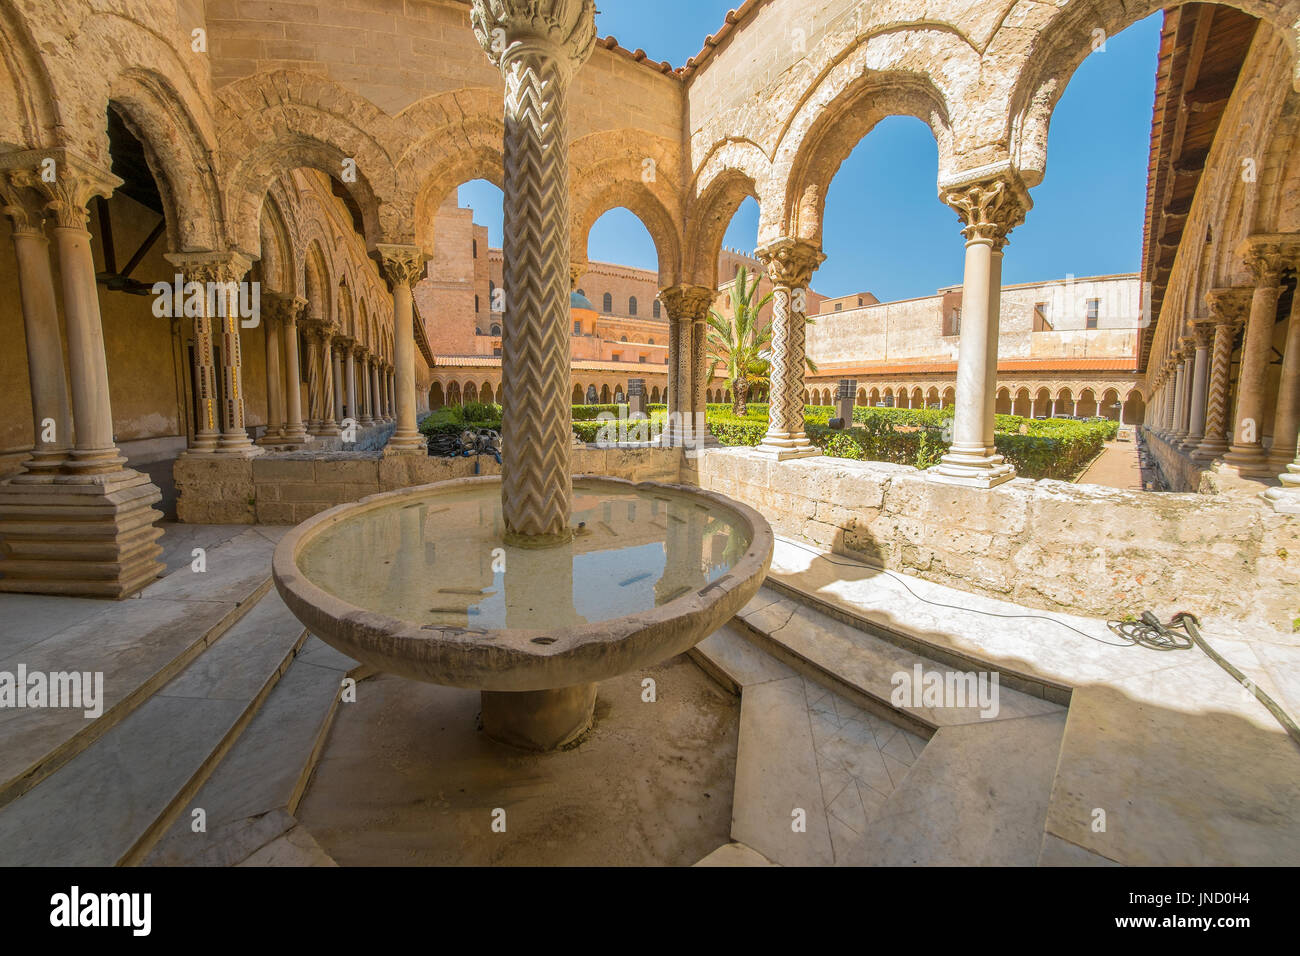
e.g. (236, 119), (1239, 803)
(693, 841), (778, 866)
(0, 527), (278, 808)
(839, 712), (1068, 866)
(732, 586), (1062, 736)
(143, 636), (357, 867)
(0, 587), (308, 866)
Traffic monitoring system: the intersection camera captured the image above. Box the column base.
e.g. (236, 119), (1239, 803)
(385, 428), (426, 455)
(929, 449), (1016, 488)
(1221, 446), (1275, 479)
(754, 430), (820, 461)
(0, 469), (165, 598)
(480, 683), (596, 751)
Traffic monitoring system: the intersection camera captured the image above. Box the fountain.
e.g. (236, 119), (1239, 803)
(271, 0), (773, 751)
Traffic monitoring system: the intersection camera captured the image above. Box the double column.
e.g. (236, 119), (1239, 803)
(473, 0), (595, 539)
(1, 172), (73, 477)
(931, 174), (1030, 488)
(166, 251), (261, 456)
(269, 294), (310, 443)
(753, 237), (825, 461)
(378, 244), (427, 454)
(660, 284), (714, 448)
(1224, 236), (1295, 476)
(1180, 321), (1214, 451)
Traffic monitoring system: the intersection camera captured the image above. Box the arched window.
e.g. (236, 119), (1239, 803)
(490, 323), (501, 336)
(629, 296), (638, 316)
(653, 300), (661, 319)
(602, 292), (612, 313)
(621, 335), (627, 342)
(648, 337), (654, 345)
(475, 295), (480, 313)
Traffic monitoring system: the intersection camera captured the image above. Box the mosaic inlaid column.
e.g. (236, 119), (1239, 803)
(378, 244), (427, 454)
(660, 284), (712, 447)
(931, 175), (1029, 487)
(1266, 287), (1300, 471)
(1184, 320), (1214, 449)
(1225, 237), (1293, 476)
(472, 0), (595, 538)
(1, 176), (72, 476)
(754, 237), (824, 461)
(331, 342), (345, 425)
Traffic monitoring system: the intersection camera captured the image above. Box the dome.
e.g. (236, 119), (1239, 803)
(570, 290), (595, 311)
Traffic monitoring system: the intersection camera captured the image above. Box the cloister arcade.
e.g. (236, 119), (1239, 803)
(0, 0), (1298, 597)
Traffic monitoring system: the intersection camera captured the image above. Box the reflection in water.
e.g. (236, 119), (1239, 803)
(298, 482), (751, 630)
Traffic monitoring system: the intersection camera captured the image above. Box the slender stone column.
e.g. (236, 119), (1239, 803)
(304, 322), (339, 436)
(1266, 288), (1300, 471)
(1184, 321), (1214, 449)
(258, 292), (287, 444)
(331, 343), (345, 425)
(931, 174), (1029, 487)
(342, 340), (358, 424)
(472, 0), (595, 537)
(164, 253), (224, 452)
(40, 165), (130, 474)
(1161, 362), (1177, 435)
(1, 178), (73, 476)
(377, 245), (426, 453)
(385, 367), (394, 419)
(205, 253), (259, 456)
(1225, 237), (1294, 475)
(660, 285), (713, 446)
(692, 313), (711, 444)
(280, 298), (309, 443)
(754, 238), (824, 461)
(357, 351), (372, 425)
(1170, 346), (1190, 441)
(1193, 292), (1249, 461)
(370, 360), (383, 424)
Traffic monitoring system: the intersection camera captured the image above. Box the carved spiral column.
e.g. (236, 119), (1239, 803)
(472, 0), (596, 539)
(932, 174), (1030, 487)
(378, 244), (427, 453)
(1, 174), (73, 476)
(1225, 237), (1294, 475)
(754, 238), (824, 460)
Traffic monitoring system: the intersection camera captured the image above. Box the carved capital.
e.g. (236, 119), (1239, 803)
(658, 284), (714, 323)
(1238, 233), (1300, 285)
(376, 243), (425, 289)
(1190, 318), (1216, 349)
(0, 150), (122, 230)
(1205, 287), (1252, 326)
(755, 237), (825, 290)
(0, 171), (47, 237)
(940, 175), (1030, 246)
(164, 250), (255, 285)
(471, 0), (597, 76)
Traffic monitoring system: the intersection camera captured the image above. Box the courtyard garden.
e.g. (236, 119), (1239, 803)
(419, 402), (1118, 481)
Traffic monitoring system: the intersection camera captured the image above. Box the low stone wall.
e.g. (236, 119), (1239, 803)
(695, 447), (1300, 631)
(1140, 428), (1210, 492)
(174, 445), (681, 526)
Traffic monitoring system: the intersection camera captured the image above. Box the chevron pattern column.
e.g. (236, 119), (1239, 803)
(660, 284), (713, 447)
(755, 238), (824, 461)
(1193, 288), (1248, 460)
(473, 0), (595, 540)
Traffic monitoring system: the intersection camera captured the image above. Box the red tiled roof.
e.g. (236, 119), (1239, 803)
(433, 356), (668, 374)
(811, 357), (1138, 377)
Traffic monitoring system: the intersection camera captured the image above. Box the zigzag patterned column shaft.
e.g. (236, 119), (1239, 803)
(755, 238), (824, 460)
(1197, 288), (1250, 459)
(474, 1), (595, 539)
(499, 50), (574, 537)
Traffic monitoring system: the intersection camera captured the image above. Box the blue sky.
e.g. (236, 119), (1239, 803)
(460, 5), (1162, 302)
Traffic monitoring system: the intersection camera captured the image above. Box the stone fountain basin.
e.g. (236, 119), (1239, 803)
(271, 475), (774, 693)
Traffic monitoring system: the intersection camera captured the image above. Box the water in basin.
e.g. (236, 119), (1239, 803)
(296, 480), (752, 630)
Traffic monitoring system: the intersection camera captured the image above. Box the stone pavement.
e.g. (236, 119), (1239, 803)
(1076, 441), (1148, 491)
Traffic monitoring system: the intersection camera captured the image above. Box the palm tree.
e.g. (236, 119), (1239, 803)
(707, 266), (772, 416)
(707, 266), (820, 416)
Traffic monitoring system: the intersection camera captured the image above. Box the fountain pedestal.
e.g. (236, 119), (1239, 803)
(482, 684), (597, 751)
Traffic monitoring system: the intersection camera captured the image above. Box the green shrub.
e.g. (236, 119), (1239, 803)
(571, 403), (626, 421)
